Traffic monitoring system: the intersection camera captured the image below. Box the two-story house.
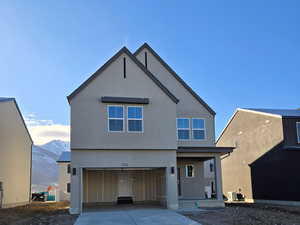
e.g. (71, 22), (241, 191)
(67, 43), (233, 214)
(217, 108), (300, 205)
(0, 97), (33, 208)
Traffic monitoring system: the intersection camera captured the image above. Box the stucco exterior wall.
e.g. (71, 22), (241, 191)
(58, 162), (70, 201)
(217, 110), (284, 200)
(177, 159), (206, 198)
(0, 101), (32, 208)
(70, 52), (177, 150)
(135, 49), (215, 147)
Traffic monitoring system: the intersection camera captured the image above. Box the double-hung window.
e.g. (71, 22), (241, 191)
(128, 106), (143, 132)
(297, 122), (300, 143)
(192, 118), (205, 140)
(108, 106), (124, 132)
(177, 118), (190, 140)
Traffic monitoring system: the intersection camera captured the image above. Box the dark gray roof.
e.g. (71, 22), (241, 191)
(134, 43), (216, 115)
(177, 146), (234, 154)
(67, 47), (179, 104)
(57, 151), (71, 162)
(0, 97), (33, 143)
(0, 97), (15, 103)
(242, 108), (300, 117)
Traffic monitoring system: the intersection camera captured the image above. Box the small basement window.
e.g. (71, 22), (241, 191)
(185, 165), (194, 178)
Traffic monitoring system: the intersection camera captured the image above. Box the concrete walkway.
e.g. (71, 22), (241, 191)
(74, 209), (201, 225)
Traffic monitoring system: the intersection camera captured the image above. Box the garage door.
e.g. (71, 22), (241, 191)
(83, 168), (166, 205)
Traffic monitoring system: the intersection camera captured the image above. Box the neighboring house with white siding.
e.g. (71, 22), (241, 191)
(57, 152), (71, 202)
(0, 97), (33, 208)
(67, 43), (234, 214)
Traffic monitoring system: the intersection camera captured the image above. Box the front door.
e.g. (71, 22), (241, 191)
(118, 172), (132, 197)
(177, 168), (181, 196)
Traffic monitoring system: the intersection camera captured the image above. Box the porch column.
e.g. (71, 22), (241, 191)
(70, 166), (82, 214)
(214, 155), (224, 201)
(165, 166), (178, 209)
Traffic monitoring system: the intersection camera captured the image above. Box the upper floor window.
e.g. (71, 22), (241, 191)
(297, 122), (300, 143)
(108, 106), (124, 132)
(192, 118), (205, 140)
(127, 106), (143, 132)
(67, 164), (71, 174)
(177, 118), (190, 140)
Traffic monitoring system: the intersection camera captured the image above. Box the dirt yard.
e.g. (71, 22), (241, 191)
(1, 202), (300, 225)
(0, 201), (77, 225)
(183, 203), (300, 225)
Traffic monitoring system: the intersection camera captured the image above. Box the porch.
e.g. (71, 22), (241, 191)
(176, 146), (234, 208)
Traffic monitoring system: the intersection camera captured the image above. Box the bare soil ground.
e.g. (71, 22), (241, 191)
(182, 203), (300, 225)
(0, 201), (77, 225)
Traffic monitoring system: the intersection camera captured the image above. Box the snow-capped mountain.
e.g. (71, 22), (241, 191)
(31, 140), (70, 192)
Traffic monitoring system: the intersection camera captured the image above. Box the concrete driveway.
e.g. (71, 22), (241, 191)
(74, 209), (201, 225)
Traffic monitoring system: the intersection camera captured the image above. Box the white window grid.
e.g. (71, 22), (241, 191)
(177, 118), (190, 141)
(107, 105), (125, 132)
(192, 118), (206, 140)
(127, 106), (144, 133)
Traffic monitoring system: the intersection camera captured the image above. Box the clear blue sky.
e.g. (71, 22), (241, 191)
(1, 1), (299, 138)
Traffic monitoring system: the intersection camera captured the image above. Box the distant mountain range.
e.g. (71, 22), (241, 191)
(31, 140), (70, 192)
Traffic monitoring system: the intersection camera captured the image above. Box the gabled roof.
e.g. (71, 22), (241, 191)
(216, 107), (300, 143)
(134, 43), (216, 115)
(67, 47), (179, 104)
(57, 151), (71, 162)
(0, 97), (33, 143)
(242, 108), (300, 118)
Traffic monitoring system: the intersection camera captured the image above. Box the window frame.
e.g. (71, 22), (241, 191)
(177, 118), (190, 141)
(67, 183), (71, 193)
(127, 106), (144, 133)
(185, 164), (195, 178)
(209, 162), (214, 172)
(192, 118), (206, 141)
(297, 122), (300, 143)
(67, 164), (71, 174)
(107, 105), (125, 132)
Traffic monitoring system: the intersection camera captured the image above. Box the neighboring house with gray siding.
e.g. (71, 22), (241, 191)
(57, 152), (71, 202)
(217, 108), (300, 205)
(0, 98), (33, 208)
(67, 43), (233, 214)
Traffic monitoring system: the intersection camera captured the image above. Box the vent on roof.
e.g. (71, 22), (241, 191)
(123, 57), (126, 79)
(144, 51), (148, 69)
